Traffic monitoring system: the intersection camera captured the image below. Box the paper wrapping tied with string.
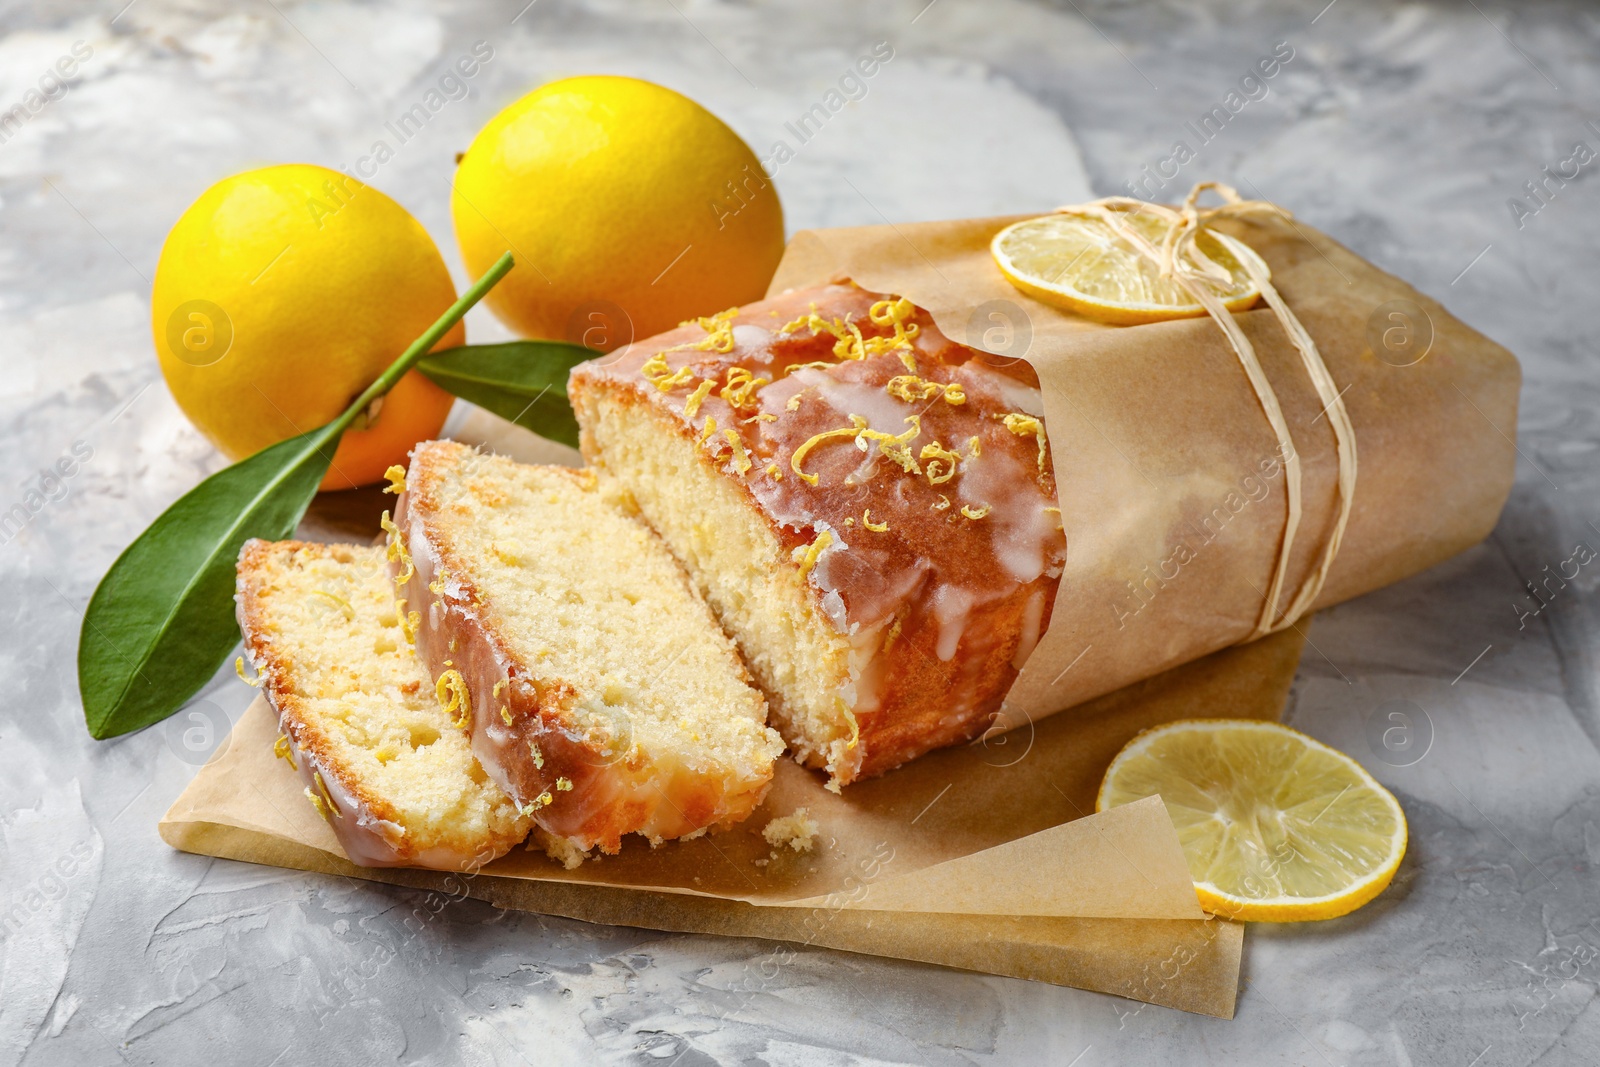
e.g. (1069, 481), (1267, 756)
(161, 190), (1519, 1017)
(769, 190), (1519, 730)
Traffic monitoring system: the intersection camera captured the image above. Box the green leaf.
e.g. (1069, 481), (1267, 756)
(79, 252), (515, 739)
(78, 427), (341, 739)
(418, 340), (596, 449)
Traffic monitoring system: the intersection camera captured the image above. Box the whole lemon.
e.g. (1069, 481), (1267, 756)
(452, 76), (783, 348)
(153, 164), (464, 490)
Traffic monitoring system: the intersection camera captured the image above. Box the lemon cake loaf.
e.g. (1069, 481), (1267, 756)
(389, 440), (784, 853)
(569, 285), (1067, 786)
(235, 540), (532, 870)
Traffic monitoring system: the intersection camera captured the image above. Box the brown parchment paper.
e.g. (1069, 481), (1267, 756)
(767, 213), (1520, 731)
(162, 623), (1304, 1017)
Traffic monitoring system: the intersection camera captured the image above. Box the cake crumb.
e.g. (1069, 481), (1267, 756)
(532, 828), (590, 870)
(762, 808), (820, 853)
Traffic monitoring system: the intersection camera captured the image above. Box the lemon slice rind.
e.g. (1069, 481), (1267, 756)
(991, 213), (1271, 326)
(1097, 718), (1407, 923)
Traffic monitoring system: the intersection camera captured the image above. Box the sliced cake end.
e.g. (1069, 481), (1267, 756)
(236, 540), (532, 870)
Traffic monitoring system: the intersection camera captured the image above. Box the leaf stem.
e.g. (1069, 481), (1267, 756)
(331, 251), (514, 435)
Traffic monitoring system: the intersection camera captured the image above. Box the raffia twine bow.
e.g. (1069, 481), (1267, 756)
(1056, 182), (1357, 639)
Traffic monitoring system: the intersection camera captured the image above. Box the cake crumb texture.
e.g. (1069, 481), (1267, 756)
(762, 808), (820, 853)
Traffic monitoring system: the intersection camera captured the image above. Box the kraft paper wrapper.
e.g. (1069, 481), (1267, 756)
(162, 624), (1305, 1018)
(767, 212), (1521, 732)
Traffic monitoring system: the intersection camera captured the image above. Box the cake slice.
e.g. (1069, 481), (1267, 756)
(568, 285), (1067, 787)
(235, 540), (532, 870)
(389, 441), (784, 853)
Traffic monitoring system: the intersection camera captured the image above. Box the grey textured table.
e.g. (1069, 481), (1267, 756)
(4, 1), (1599, 1063)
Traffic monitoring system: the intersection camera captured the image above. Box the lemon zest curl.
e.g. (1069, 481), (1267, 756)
(274, 733), (296, 770)
(790, 416), (868, 486)
(1002, 412), (1049, 471)
(641, 352), (696, 391)
(795, 529), (835, 583)
(436, 668), (471, 730)
(682, 379), (715, 419)
(919, 441), (961, 485)
(722, 429), (753, 475)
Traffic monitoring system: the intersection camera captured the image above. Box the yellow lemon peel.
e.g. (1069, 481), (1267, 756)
(863, 509), (888, 532)
(667, 307), (739, 354)
(919, 441), (961, 485)
(776, 305), (818, 335)
(235, 656), (262, 688)
(790, 415), (868, 486)
(394, 597), (420, 645)
(382, 465), (407, 494)
(306, 772), (341, 823)
(719, 366), (769, 409)
(1002, 412), (1049, 471)
(868, 298), (921, 372)
(858, 415), (923, 475)
(961, 503), (992, 520)
(778, 304), (854, 359)
(796, 529), (835, 582)
(436, 668), (471, 729)
(699, 415), (718, 444)
(835, 696), (861, 751)
(781, 298), (918, 371)
(380, 511), (415, 585)
(682, 378), (715, 419)
(721, 429), (753, 475)
(273, 733), (297, 770)
(869, 297), (918, 331)
(641, 352), (696, 391)
(886, 375), (964, 405)
(306, 787), (334, 824)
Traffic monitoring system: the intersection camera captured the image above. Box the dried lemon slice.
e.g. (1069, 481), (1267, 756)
(1097, 719), (1407, 922)
(991, 210), (1268, 325)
